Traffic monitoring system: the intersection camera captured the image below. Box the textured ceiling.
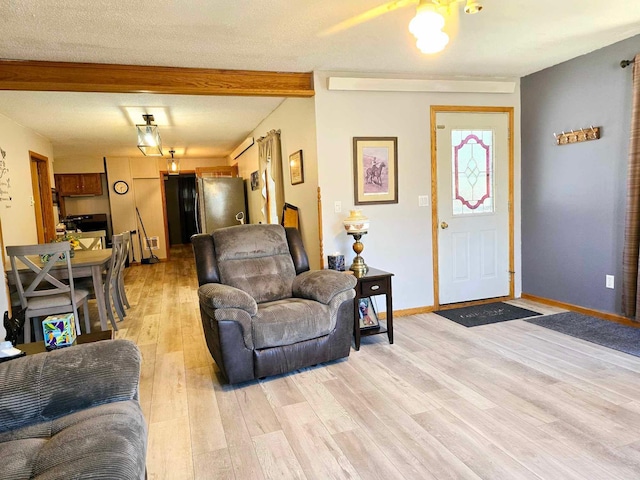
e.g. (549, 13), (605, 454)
(1, 0), (640, 160)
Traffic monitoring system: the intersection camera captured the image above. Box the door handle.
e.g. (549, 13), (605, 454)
(440, 221), (449, 229)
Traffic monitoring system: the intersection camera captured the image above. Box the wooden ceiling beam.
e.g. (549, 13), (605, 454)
(0, 60), (314, 97)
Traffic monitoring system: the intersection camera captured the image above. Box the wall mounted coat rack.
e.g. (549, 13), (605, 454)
(554, 126), (601, 146)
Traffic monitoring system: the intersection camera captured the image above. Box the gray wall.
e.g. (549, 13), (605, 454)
(521, 35), (640, 314)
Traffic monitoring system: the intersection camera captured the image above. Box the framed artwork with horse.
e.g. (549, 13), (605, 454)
(353, 137), (398, 205)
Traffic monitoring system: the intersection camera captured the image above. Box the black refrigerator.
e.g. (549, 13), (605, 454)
(196, 177), (247, 234)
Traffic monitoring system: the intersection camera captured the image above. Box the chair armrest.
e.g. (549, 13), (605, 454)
(198, 283), (258, 316)
(0, 339), (141, 434)
(292, 270), (357, 305)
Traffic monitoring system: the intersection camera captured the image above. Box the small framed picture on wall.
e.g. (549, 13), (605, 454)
(289, 150), (304, 185)
(250, 171), (259, 191)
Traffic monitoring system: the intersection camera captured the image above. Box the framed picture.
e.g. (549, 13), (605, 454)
(353, 137), (398, 205)
(358, 297), (380, 330)
(289, 150), (304, 185)
(250, 171), (259, 191)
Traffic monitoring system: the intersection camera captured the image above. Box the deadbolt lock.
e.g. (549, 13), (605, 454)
(440, 221), (449, 229)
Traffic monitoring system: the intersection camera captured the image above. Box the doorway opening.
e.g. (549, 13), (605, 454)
(163, 173), (197, 246)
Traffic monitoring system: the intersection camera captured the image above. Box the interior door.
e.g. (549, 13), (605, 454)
(434, 110), (511, 305)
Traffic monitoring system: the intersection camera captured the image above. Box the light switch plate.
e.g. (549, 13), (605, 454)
(418, 195), (429, 207)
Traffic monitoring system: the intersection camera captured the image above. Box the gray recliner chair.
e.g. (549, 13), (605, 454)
(192, 224), (357, 384)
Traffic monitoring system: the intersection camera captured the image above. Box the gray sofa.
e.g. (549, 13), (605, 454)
(0, 339), (147, 480)
(192, 224), (357, 384)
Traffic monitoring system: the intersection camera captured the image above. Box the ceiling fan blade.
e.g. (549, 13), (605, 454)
(319, 0), (418, 37)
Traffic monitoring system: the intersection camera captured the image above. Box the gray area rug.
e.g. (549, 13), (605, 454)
(435, 302), (541, 327)
(525, 312), (640, 358)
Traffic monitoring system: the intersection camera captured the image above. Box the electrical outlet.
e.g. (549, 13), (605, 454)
(418, 195), (429, 207)
(606, 275), (615, 289)
(334, 201), (342, 213)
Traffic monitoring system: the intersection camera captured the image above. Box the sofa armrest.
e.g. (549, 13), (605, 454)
(292, 270), (357, 305)
(0, 339), (141, 434)
(198, 283), (258, 316)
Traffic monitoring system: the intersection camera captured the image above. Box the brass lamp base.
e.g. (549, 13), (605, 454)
(348, 232), (368, 278)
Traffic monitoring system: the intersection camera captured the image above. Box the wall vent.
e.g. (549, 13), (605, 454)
(145, 236), (160, 250)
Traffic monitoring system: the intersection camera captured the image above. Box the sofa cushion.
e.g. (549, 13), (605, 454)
(252, 298), (333, 349)
(0, 400), (146, 480)
(213, 224), (296, 303)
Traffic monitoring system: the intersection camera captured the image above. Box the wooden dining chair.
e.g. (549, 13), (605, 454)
(75, 230), (107, 250)
(104, 234), (124, 329)
(117, 231), (131, 310)
(6, 241), (90, 343)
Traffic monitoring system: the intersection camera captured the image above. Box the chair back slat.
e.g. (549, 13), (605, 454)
(75, 230), (107, 250)
(6, 242), (76, 309)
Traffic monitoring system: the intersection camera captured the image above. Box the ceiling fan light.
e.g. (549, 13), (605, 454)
(409, 3), (445, 37)
(416, 31), (450, 54)
(464, 0), (483, 14)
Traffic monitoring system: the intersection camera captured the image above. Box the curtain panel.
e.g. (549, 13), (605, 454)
(257, 130), (284, 224)
(622, 53), (640, 320)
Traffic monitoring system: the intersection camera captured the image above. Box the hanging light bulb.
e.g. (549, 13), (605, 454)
(409, 0), (450, 54)
(167, 149), (180, 175)
(416, 30), (449, 54)
(409, 1), (445, 36)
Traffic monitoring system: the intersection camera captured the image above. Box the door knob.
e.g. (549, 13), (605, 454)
(440, 221), (449, 229)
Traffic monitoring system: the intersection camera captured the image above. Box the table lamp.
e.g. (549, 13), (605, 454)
(343, 209), (370, 277)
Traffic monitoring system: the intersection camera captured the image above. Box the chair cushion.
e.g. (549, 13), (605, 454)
(0, 400), (147, 480)
(26, 289), (89, 310)
(252, 298), (333, 349)
(214, 225), (296, 303)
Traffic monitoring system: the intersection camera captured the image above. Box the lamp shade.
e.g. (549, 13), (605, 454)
(343, 209), (370, 234)
(136, 114), (163, 156)
(167, 150), (180, 175)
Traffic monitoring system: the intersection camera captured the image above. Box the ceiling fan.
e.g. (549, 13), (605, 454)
(322, 0), (483, 54)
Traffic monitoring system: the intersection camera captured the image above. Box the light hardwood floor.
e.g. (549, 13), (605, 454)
(109, 246), (640, 480)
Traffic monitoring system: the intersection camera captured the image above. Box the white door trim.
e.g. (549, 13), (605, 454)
(430, 105), (515, 309)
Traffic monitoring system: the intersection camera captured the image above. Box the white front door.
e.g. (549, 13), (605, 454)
(435, 110), (511, 305)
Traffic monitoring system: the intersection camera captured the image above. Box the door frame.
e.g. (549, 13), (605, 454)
(430, 105), (515, 310)
(29, 151), (56, 243)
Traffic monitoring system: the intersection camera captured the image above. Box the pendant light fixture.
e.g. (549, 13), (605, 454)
(136, 114), (163, 156)
(167, 150), (180, 175)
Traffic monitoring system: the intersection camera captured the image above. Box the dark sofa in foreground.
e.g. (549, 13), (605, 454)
(0, 339), (147, 480)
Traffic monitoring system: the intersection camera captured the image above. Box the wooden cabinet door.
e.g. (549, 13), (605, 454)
(80, 173), (103, 195)
(55, 174), (82, 195)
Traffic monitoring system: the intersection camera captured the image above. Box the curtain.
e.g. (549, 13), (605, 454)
(257, 130), (284, 224)
(622, 53), (640, 320)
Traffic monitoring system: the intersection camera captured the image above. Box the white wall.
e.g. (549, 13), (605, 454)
(236, 97), (322, 270)
(0, 113), (55, 340)
(314, 72), (522, 312)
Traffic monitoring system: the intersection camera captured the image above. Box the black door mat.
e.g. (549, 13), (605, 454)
(435, 302), (542, 327)
(525, 312), (640, 358)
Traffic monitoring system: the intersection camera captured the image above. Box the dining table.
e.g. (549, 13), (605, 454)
(6, 248), (113, 332)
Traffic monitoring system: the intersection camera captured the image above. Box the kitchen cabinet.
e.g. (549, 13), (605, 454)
(55, 173), (103, 196)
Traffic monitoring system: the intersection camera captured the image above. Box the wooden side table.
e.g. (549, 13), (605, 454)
(353, 267), (394, 350)
(16, 330), (114, 356)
